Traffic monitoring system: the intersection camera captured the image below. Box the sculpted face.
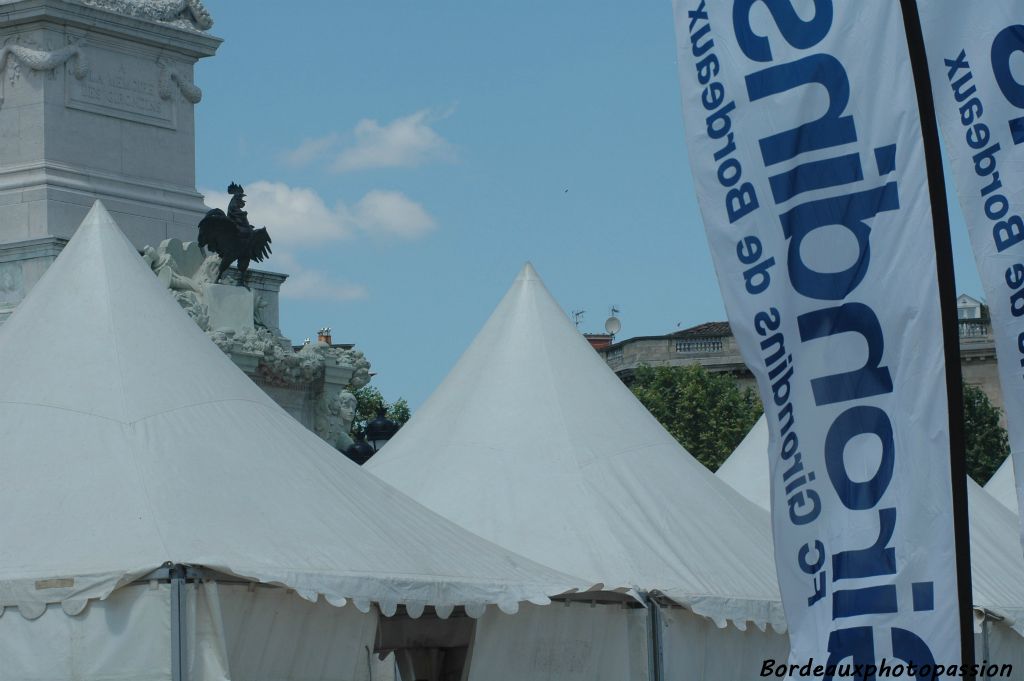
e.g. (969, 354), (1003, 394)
(338, 392), (357, 422)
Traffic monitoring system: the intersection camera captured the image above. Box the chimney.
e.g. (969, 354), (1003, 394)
(317, 327), (332, 345)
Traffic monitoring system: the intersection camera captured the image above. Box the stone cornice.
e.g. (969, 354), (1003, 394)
(0, 235), (65, 261)
(0, 0), (221, 58)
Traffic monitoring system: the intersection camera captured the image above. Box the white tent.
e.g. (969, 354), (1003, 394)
(0, 204), (586, 681)
(987, 457), (1018, 514)
(366, 263), (789, 679)
(719, 416), (1024, 671)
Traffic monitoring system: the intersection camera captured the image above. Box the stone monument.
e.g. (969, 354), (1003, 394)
(141, 236), (371, 447)
(0, 0), (220, 321)
(0, 1), (374, 453)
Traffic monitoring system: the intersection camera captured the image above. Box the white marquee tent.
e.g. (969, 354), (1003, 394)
(719, 416), (1024, 672)
(367, 263), (789, 680)
(0, 204), (587, 681)
(987, 457), (1018, 514)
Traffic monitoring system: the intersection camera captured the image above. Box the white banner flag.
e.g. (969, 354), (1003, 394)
(672, 2), (966, 677)
(918, 3), (1024, 532)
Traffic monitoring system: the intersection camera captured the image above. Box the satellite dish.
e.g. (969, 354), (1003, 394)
(605, 316), (621, 335)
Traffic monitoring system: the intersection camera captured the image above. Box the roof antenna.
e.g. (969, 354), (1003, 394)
(571, 309), (586, 328)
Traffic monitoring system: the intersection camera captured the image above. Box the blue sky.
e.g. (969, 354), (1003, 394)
(194, 1), (983, 409)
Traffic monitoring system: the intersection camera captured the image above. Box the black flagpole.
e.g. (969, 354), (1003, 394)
(898, 0), (976, 676)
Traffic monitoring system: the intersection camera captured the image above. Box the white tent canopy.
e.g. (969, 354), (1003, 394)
(718, 415), (1024, 633)
(0, 203), (585, 622)
(367, 263), (785, 631)
(986, 457), (1018, 514)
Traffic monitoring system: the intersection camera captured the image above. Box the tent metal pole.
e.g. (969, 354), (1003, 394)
(170, 564), (187, 681)
(982, 617), (990, 678)
(642, 592), (663, 681)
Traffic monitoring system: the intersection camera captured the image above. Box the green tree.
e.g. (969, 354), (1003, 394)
(963, 383), (1008, 485)
(350, 385), (411, 439)
(629, 364), (762, 471)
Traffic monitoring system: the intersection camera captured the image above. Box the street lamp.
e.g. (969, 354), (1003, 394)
(344, 436), (375, 466)
(365, 406), (400, 452)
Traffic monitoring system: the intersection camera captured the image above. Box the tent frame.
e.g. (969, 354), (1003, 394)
(132, 564), (206, 681)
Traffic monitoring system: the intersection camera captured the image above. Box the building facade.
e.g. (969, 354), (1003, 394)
(598, 295), (1005, 423)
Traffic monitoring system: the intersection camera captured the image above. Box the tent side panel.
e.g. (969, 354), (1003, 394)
(466, 602), (649, 681)
(661, 608), (789, 681)
(207, 583), (378, 681)
(0, 583), (171, 681)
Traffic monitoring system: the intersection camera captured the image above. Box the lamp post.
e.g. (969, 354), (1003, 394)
(365, 406), (400, 453)
(344, 436), (375, 466)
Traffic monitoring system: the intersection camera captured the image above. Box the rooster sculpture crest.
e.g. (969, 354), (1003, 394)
(198, 183), (272, 288)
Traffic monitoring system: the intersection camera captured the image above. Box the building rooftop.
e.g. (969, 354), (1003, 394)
(672, 321), (731, 338)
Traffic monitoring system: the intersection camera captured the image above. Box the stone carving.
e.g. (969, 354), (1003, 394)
(319, 389), (358, 452)
(142, 239), (219, 331)
(157, 58), (201, 103)
(253, 293), (271, 331)
(78, 0), (214, 31)
(143, 238), (372, 452)
(240, 334), (371, 391)
(0, 39), (88, 105)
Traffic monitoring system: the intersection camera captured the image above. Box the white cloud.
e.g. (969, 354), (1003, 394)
(280, 269), (369, 302)
(202, 181), (353, 247)
(273, 253), (368, 302)
(281, 133), (339, 167)
(353, 190), (436, 238)
(331, 109), (454, 172)
(198, 190), (376, 302)
(200, 182), (435, 244)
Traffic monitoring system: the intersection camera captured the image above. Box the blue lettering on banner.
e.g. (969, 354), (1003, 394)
(682, 0), (939, 674)
(990, 25), (1024, 144)
(944, 45), (1024, 382)
(685, 1), (761, 225)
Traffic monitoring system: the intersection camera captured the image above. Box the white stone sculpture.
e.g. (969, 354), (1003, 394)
(77, 0), (214, 31)
(318, 389), (359, 452)
(0, 38), (89, 106)
(158, 58), (202, 103)
(143, 238), (373, 451)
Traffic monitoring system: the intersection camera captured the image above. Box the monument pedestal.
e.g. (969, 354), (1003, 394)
(204, 283), (254, 333)
(0, 237), (66, 323)
(0, 0), (220, 250)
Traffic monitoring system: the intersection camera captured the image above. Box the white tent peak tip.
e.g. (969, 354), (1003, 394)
(59, 199), (138, 262)
(80, 199), (117, 230)
(516, 261), (541, 282)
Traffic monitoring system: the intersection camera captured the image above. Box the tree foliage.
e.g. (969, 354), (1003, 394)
(350, 385), (411, 438)
(628, 364), (1009, 484)
(629, 364), (762, 471)
(964, 383), (1008, 485)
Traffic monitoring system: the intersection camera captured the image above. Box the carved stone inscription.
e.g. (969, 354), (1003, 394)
(0, 262), (22, 305)
(66, 48), (175, 128)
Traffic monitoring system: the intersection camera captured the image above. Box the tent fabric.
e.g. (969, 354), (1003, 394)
(0, 583), (172, 681)
(0, 203), (586, 620)
(205, 583), (378, 681)
(717, 416), (1024, 636)
(0, 581), (382, 681)
(466, 602), (650, 681)
(986, 457), (1017, 514)
(659, 606), (788, 681)
(367, 263), (786, 631)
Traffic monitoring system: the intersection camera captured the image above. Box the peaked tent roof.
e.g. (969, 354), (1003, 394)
(717, 416), (1024, 633)
(0, 203), (585, 619)
(986, 457), (1017, 514)
(366, 263), (785, 630)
